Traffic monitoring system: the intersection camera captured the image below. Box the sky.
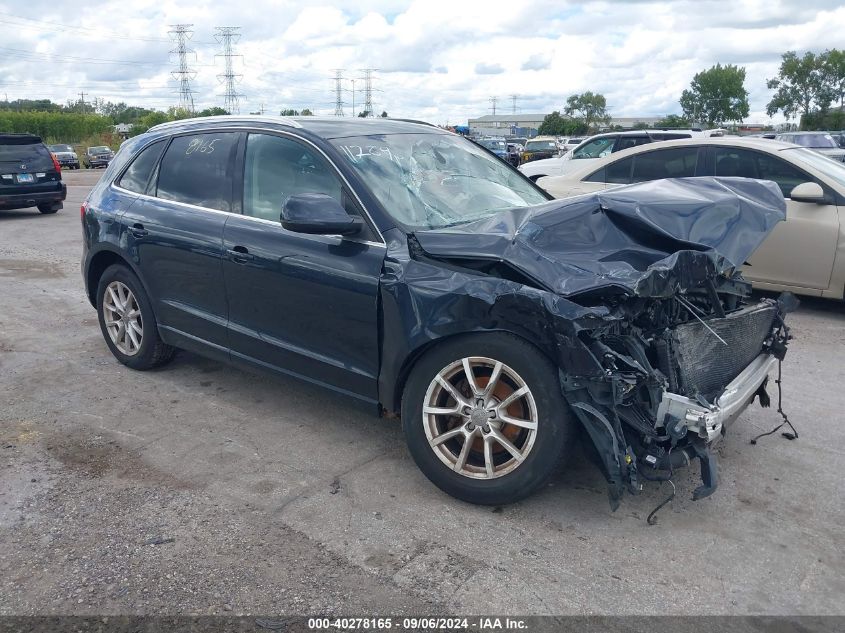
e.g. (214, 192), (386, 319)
(1, 0), (844, 125)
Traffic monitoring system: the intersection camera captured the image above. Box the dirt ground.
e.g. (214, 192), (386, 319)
(1, 169), (843, 616)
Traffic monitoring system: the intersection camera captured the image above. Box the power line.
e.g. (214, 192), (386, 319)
(332, 69), (345, 116)
(215, 26), (244, 114)
(0, 46), (166, 66)
(169, 24), (196, 113)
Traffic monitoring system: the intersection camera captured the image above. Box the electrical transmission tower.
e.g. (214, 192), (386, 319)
(489, 96), (498, 115)
(360, 68), (377, 117)
(333, 69), (345, 116)
(215, 26), (244, 114)
(510, 94), (518, 114)
(169, 24), (196, 113)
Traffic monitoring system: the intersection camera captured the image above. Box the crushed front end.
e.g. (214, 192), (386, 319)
(560, 276), (794, 509)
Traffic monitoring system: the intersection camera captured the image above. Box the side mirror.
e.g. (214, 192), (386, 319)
(281, 193), (363, 236)
(789, 181), (825, 204)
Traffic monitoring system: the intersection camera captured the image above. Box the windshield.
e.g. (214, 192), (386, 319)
(525, 140), (556, 150)
(50, 145), (73, 152)
(479, 139), (506, 151)
(90, 146), (111, 154)
(786, 147), (845, 188)
(782, 134), (837, 149)
(332, 133), (548, 230)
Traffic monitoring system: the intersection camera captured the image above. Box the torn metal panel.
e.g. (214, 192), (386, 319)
(378, 177), (792, 509)
(414, 177), (786, 299)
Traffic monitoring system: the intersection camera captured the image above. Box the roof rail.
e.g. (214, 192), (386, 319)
(148, 114), (303, 133)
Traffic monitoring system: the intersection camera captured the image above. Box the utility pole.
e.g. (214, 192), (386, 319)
(169, 24), (196, 113)
(489, 96), (498, 116)
(510, 94), (518, 114)
(78, 91), (88, 114)
(215, 26), (244, 115)
(259, 103), (265, 115)
(333, 69), (345, 116)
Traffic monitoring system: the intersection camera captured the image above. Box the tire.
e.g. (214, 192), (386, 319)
(37, 204), (59, 214)
(401, 332), (576, 505)
(96, 264), (176, 370)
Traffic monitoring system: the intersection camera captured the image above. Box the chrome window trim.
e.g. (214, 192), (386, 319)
(110, 185), (385, 249)
(109, 124), (386, 248)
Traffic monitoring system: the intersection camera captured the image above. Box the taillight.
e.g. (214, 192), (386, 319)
(80, 202), (87, 222)
(51, 153), (62, 173)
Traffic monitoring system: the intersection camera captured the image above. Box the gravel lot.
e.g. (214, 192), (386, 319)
(1, 169), (843, 616)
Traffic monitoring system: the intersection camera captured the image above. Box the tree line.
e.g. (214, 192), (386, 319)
(538, 48), (845, 135)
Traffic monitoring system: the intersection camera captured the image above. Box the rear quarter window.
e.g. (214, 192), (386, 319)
(117, 140), (166, 194)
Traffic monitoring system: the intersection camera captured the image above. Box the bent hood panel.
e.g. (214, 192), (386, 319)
(414, 177), (786, 299)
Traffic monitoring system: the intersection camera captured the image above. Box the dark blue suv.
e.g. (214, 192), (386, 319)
(81, 115), (791, 510)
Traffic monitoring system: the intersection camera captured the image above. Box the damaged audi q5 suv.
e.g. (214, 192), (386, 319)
(81, 116), (794, 511)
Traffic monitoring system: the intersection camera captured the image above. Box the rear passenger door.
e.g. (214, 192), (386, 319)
(709, 146), (838, 291)
(120, 132), (240, 359)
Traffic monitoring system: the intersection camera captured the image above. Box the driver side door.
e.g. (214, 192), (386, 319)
(222, 132), (385, 402)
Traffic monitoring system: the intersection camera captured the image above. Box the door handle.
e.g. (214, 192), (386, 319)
(227, 245), (254, 264)
(129, 223), (148, 237)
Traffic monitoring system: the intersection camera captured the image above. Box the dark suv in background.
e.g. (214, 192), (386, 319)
(0, 134), (66, 214)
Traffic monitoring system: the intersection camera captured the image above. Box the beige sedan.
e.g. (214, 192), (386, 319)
(538, 137), (845, 299)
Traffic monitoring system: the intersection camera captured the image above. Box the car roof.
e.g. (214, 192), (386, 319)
(564, 136), (803, 179)
(0, 133), (42, 145)
(147, 115), (447, 140)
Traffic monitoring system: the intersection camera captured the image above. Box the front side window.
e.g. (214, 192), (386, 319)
(118, 140), (165, 194)
(631, 146), (699, 182)
(714, 147), (808, 197)
(156, 133), (238, 212)
(243, 133), (343, 222)
(573, 137), (615, 159)
(332, 133), (547, 230)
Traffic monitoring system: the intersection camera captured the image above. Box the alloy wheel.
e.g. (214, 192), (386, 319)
(422, 357), (538, 479)
(103, 281), (143, 356)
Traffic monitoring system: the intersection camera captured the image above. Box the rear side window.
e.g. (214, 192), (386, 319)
(156, 133), (238, 211)
(117, 140), (165, 194)
(631, 147), (699, 182)
(614, 136), (650, 152)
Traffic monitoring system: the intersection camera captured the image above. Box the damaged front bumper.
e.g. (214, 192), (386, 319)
(657, 352), (778, 444)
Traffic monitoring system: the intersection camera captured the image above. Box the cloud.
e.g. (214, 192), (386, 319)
(2, 0), (844, 123)
(475, 62), (504, 75)
(521, 53), (551, 71)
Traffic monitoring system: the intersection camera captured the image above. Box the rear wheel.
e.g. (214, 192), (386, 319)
(96, 264), (176, 370)
(401, 333), (576, 505)
(37, 204), (59, 214)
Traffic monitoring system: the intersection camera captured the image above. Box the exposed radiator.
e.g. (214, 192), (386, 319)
(668, 301), (777, 399)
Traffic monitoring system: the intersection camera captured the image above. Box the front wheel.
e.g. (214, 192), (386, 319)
(96, 264), (176, 370)
(401, 333), (576, 505)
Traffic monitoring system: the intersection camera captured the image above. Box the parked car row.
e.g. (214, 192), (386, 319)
(45, 144), (115, 170)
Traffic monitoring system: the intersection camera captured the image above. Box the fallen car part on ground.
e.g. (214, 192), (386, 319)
(388, 177), (795, 511)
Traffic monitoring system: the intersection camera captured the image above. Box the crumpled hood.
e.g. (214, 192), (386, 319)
(413, 177), (786, 299)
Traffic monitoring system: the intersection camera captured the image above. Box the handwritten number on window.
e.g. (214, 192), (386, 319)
(185, 138), (221, 156)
